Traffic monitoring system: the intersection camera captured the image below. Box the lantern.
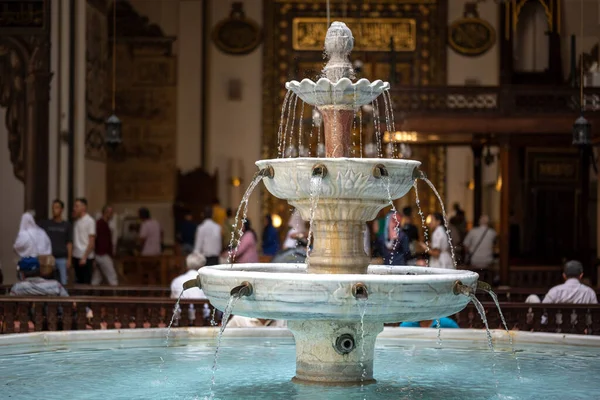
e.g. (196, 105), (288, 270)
(572, 114), (591, 146)
(105, 113), (122, 150)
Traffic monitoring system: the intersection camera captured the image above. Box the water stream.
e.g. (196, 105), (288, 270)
(435, 319), (442, 346)
(207, 295), (241, 400)
(298, 101), (305, 154)
(413, 181), (430, 266)
(420, 177), (458, 268)
(383, 176), (401, 265)
(287, 94), (299, 157)
(305, 176), (323, 266)
(228, 174), (264, 264)
(381, 90), (393, 158)
(358, 299), (368, 397)
(160, 293), (184, 381)
(281, 93), (297, 159)
(485, 289), (522, 377)
(277, 91), (292, 158)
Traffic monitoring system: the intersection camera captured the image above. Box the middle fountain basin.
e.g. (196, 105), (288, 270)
(198, 264), (478, 323)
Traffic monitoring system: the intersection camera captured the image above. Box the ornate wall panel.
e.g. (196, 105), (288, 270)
(106, 2), (177, 203)
(262, 0), (447, 218)
(85, 0), (109, 161)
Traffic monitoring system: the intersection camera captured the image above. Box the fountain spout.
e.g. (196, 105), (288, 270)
(230, 281), (253, 298)
(351, 282), (368, 300)
(452, 280), (474, 296)
(255, 166), (274, 179)
(183, 277), (200, 291)
(476, 281), (492, 292)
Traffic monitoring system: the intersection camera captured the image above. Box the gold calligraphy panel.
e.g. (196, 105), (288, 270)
(0, 0), (46, 30)
(293, 18), (416, 52)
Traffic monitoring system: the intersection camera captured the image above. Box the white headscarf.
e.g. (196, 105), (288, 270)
(13, 213), (52, 257)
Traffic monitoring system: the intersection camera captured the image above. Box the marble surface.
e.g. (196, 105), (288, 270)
(285, 78), (390, 108)
(197, 263), (479, 323)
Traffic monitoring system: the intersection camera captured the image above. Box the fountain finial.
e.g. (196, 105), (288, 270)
(322, 21), (355, 83)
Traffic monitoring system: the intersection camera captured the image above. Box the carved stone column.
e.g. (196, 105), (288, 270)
(25, 38), (51, 219)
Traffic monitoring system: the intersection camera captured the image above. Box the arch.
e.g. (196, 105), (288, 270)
(514, 1), (550, 72)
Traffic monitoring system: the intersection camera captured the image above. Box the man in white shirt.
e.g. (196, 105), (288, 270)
(170, 252), (207, 299)
(543, 260), (598, 304)
(72, 198), (96, 284)
(424, 212), (454, 269)
(463, 215), (497, 269)
(194, 207), (222, 266)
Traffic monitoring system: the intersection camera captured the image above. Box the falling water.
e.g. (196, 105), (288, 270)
(385, 90), (396, 133)
(359, 107), (363, 158)
(358, 299), (368, 396)
(469, 294), (494, 352)
(286, 95), (300, 157)
(352, 86), (358, 157)
(165, 293), (184, 345)
(420, 177), (458, 268)
(383, 176), (401, 265)
(374, 98), (383, 158)
(381, 90), (393, 158)
(207, 295), (241, 400)
(305, 176), (323, 266)
(486, 289), (522, 377)
(228, 174), (264, 263)
(413, 181), (430, 265)
(298, 101), (305, 155)
(435, 319), (442, 346)
(281, 93), (297, 159)
(277, 91), (292, 158)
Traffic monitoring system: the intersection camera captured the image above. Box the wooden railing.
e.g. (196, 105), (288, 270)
(2, 296), (600, 336)
(388, 85), (600, 116)
(455, 303), (600, 335)
(0, 297), (218, 334)
(0, 285), (171, 297)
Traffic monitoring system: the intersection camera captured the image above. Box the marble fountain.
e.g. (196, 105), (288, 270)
(190, 21), (480, 385)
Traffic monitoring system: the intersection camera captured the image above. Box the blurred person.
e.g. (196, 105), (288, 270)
(283, 210), (306, 250)
(170, 252), (207, 299)
(543, 261), (598, 304)
(222, 208), (235, 249)
(72, 198), (96, 284)
(39, 199), (72, 285)
(463, 215), (497, 269)
(262, 215), (280, 256)
(194, 206), (222, 266)
(450, 202), (467, 243)
(14, 212), (53, 277)
(234, 219), (259, 263)
(401, 206), (419, 243)
(212, 198), (227, 228)
(11, 261), (68, 297)
(400, 318), (459, 328)
(93, 205), (118, 286)
(176, 209), (197, 255)
(381, 211), (410, 265)
(138, 207), (162, 256)
(421, 213), (454, 269)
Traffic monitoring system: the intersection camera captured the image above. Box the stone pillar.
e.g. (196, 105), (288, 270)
(499, 141), (510, 285)
(288, 320), (383, 385)
(24, 40), (51, 219)
(320, 108), (354, 158)
(472, 143), (483, 225)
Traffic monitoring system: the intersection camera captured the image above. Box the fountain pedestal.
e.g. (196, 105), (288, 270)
(288, 320), (383, 385)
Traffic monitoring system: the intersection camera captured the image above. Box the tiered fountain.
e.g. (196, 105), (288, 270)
(191, 22), (479, 385)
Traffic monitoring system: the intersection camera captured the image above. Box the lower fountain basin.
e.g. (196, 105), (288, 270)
(198, 263), (478, 322)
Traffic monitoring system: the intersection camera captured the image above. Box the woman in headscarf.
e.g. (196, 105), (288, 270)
(234, 219), (259, 263)
(14, 212), (53, 274)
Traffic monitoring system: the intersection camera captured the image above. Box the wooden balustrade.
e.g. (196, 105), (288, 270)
(0, 285), (171, 297)
(0, 297), (220, 334)
(2, 296), (600, 336)
(455, 303), (600, 335)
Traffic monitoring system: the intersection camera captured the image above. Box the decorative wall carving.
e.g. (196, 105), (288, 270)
(85, 0), (109, 161)
(106, 2), (177, 203)
(262, 0), (447, 219)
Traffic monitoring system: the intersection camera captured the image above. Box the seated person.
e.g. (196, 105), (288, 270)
(400, 317), (459, 329)
(11, 262), (68, 297)
(170, 252), (207, 299)
(543, 260), (598, 304)
(227, 315), (287, 328)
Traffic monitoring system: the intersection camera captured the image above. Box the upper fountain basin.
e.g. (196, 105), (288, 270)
(285, 78), (389, 108)
(198, 263), (478, 322)
(256, 158), (420, 203)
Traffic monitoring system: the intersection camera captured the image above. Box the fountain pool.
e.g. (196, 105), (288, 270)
(2, 328), (599, 400)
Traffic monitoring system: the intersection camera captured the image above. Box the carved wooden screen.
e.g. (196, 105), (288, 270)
(262, 0), (447, 217)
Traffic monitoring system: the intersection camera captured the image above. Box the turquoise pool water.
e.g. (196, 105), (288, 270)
(1, 334), (598, 400)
